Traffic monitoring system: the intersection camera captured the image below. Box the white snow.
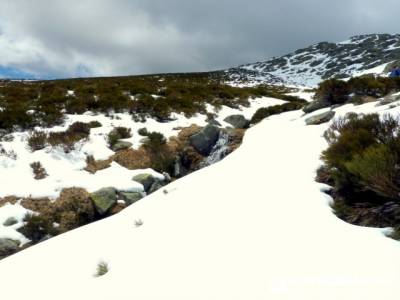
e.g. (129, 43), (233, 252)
(0, 97), (399, 299)
(0, 202), (31, 245)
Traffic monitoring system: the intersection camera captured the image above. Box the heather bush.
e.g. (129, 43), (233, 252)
(321, 113), (400, 202)
(27, 131), (47, 151)
(107, 127), (132, 148)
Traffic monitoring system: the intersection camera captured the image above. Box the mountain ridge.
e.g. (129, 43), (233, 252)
(226, 33), (400, 86)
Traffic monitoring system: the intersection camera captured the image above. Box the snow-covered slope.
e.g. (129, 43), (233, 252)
(1, 97), (400, 299)
(227, 34), (400, 87)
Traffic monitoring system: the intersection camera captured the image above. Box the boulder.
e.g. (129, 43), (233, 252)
(189, 125), (220, 156)
(3, 217), (18, 227)
(133, 173), (156, 192)
(148, 180), (164, 194)
(90, 187), (117, 215)
(223, 114), (249, 129)
(111, 141), (133, 152)
(378, 93), (400, 106)
(0, 238), (20, 258)
(120, 192), (144, 205)
(305, 111), (336, 125)
(303, 100), (330, 114)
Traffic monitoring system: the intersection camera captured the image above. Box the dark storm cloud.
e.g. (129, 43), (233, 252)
(0, 0), (399, 78)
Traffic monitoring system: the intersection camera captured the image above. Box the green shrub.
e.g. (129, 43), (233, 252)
(143, 131), (173, 172)
(250, 102), (304, 124)
(89, 120), (102, 128)
(18, 213), (56, 243)
(321, 113), (400, 202)
(138, 127), (149, 136)
(315, 78), (350, 105)
(107, 126), (132, 147)
(94, 261), (109, 277)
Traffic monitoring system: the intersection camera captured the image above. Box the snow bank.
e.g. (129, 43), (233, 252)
(0, 98), (399, 299)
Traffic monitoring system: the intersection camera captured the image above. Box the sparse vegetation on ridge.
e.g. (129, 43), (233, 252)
(0, 73), (299, 132)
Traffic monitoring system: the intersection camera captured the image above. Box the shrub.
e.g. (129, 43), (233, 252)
(89, 120), (102, 128)
(315, 78), (350, 105)
(321, 113), (400, 202)
(18, 213), (56, 243)
(142, 131), (174, 172)
(250, 102), (304, 124)
(47, 122), (91, 152)
(107, 126), (132, 148)
(67, 122), (91, 136)
(138, 127), (149, 136)
(27, 131), (47, 151)
(30, 161), (48, 180)
(94, 261), (109, 277)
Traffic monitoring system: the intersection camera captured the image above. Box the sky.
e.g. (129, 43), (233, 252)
(0, 0), (399, 79)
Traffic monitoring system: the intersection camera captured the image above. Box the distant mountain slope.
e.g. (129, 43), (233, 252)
(227, 34), (400, 87)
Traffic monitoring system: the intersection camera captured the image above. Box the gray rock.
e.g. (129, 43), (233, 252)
(111, 141), (133, 152)
(189, 125), (220, 156)
(133, 174), (156, 192)
(148, 180), (164, 194)
(223, 114), (249, 129)
(120, 192), (144, 205)
(305, 111), (336, 125)
(378, 93), (400, 106)
(3, 217), (18, 227)
(0, 238), (20, 257)
(90, 187), (117, 215)
(303, 100), (330, 114)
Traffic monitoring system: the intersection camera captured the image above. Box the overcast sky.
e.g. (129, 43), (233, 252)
(0, 0), (399, 78)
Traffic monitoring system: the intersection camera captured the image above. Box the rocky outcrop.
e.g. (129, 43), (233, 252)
(223, 114), (249, 129)
(0, 239), (20, 258)
(303, 100), (330, 114)
(120, 192), (144, 205)
(305, 111), (335, 125)
(132, 174), (156, 192)
(189, 125), (220, 156)
(378, 92), (400, 106)
(111, 141), (133, 152)
(3, 217), (18, 227)
(90, 187), (117, 215)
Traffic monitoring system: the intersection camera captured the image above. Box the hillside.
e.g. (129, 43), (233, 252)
(0, 95), (400, 299)
(227, 34), (400, 86)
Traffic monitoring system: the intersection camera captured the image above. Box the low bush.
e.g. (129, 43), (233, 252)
(89, 120), (102, 128)
(250, 102), (304, 124)
(321, 113), (400, 202)
(143, 131), (174, 172)
(107, 126), (132, 148)
(47, 122), (91, 152)
(30, 161), (48, 180)
(27, 131), (47, 151)
(94, 261), (109, 277)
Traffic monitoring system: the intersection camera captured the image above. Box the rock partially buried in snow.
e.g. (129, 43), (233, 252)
(111, 141), (133, 152)
(189, 125), (220, 156)
(378, 93), (400, 106)
(132, 174), (156, 192)
(303, 100), (329, 114)
(0, 239), (20, 258)
(120, 192), (144, 205)
(223, 114), (249, 129)
(2, 217), (18, 227)
(90, 187), (117, 215)
(148, 180), (164, 194)
(305, 111), (336, 125)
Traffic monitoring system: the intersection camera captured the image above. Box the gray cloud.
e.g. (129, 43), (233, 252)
(0, 0), (399, 78)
